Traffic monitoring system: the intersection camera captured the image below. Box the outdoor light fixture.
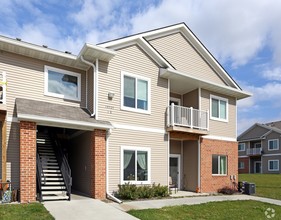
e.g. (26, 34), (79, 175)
(108, 92), (115, 100)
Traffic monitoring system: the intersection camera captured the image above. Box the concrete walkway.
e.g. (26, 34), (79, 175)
(111, 195), (281, 211)
(43, 194), (138, 220)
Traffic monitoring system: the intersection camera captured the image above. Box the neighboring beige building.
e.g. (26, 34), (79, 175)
(0, 23), (250, 203)
(238, 121), (281, 174)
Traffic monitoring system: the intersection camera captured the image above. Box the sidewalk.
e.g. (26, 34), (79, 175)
(110, 194), (281, 212)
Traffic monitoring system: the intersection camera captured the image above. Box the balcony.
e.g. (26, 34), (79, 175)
(247, 148), (262, 156)
(166, 103), (209, 135)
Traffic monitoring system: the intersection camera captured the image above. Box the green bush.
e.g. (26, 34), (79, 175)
(117, 183), (169, 200)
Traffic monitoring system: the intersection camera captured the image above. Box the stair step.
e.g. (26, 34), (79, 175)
(43, 195), (69, 201)
(41, 177), (64, 181)
(43, 166), (59, 169)
(43, 169), (61, 173)
(43, 182), (65, 185)
(42, 191), (67, 195)
(41, 162), (58, 166)
(42, 186), (66, 190)
(43, 173), (62, 177)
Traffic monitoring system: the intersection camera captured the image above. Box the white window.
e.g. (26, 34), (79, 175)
(268, 139), (279, 151)
(238, 161), (245, 169)
(121, 71), (151, 114)
(212, 155), (227, 175)
(44, 66), (81, 101)
(210, 95), (228, 122)
(121, 146), (151, 184)
(238, 143), (245, 151)
(268, 160), (279, 171)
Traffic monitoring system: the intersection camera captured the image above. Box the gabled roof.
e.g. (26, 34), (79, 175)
(98, 22), (249, 98)
(238, 122), (281, 141)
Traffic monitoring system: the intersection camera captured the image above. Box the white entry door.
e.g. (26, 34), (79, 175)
(169, 154), (181, 189)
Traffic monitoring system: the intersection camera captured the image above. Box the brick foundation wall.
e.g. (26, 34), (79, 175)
(90, 129), (106, 199)
(238, 158), (249, 174)
(200, 138), (238, 193)
(20, 121), (37, 203)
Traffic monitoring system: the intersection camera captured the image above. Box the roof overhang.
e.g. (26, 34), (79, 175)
(160, 68), (251, 100)
(0, 35), (116, 70)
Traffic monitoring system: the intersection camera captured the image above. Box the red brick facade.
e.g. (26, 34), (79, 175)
(90, 129), (106, 199)
(200, 138), (238, 193)
(20, 121), (37, 203)
(238, 157), (249, 174)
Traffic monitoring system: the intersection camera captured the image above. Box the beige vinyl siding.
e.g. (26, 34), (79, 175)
(183, 89), (198, 109)
(183, 141), (198, 191)
(0, 51), (87, 118)
(148, 33), (227, 86)
(108, 128), (168, 193)
(170, 140), (181, 154)
(69, 132), (91, 196)
(201, 89), (236, 138)
(98, 45), (168, 129)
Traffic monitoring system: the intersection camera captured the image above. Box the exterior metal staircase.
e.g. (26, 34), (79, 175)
(37, 132), (71, 201)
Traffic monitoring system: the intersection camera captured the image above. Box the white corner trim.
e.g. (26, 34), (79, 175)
(201, 135), (236, 142)
(112, 123), (166, 134)
(238, 155), (249, 158)
(7, 117), (19, 123)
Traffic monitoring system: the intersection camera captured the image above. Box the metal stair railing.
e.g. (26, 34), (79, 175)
(36, 152), (46, 202)
(50, 132), (72, 201)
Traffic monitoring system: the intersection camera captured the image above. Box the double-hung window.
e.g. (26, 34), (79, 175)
(268, 139), (279, 151)
(268, 160), (279, 171)
(44, 66), (81, 101)
(121, 71), (150, 113)
(121, 146), (151, 184)
(238, 161), (245, 169)
(238, 143), (245, 151)
(212, 155), (227, 175)
(210, 95), (228, 121)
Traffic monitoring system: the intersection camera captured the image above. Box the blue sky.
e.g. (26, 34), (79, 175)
(1, 0), (280, 134)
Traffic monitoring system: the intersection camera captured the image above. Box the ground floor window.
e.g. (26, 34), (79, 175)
(212, 155), (227, 175)
(238, 161), (245, 169)
(268, 160), (279, 171)
(121, 146), (150, 183)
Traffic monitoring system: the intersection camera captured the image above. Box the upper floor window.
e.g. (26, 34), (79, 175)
(212, 155), (227, 175)
(268, 139), (279, 151)
(210, 95), (228, 122)
(238, 143), (245, 151)
(121, 71), (151, 114)
(121, 146), (151, 184)
(44, 66), (81, 101)
(268, 160), (279, 171)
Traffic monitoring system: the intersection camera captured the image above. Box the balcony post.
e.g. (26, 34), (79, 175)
(171, 103), (174, 126)
(207, 110), (209, 131)
(190, 107), (193, 129)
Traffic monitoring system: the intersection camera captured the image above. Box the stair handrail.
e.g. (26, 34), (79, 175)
(36, 152), (45, 202)
(50, 132), (72, 201)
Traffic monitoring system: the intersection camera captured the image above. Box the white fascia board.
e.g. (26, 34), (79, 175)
(0, 35), (77, 60)
(160, 68), (251, 100)
(17, 113), (113, 130)
(78, 43), (117, 60)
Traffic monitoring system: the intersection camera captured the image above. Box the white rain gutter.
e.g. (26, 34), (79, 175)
(106, 129), (122, 204)
(80, 56), (97, 117)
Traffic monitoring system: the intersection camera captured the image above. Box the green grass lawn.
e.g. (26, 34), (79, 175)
(128, 200), (281, 220)
(0, 203), (54, 220)
(239, 174), (281, 200)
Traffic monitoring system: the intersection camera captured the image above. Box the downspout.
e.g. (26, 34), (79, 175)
(106, 128), (122, 204)
(80, 56), (96, 117)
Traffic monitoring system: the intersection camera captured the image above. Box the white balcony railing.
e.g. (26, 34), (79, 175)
(246, 148), (262, 155)
(0, 71), (6, 104)
(167, 103), (209, 131)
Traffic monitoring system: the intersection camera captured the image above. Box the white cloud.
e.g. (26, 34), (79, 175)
(262, 67), (281, 81)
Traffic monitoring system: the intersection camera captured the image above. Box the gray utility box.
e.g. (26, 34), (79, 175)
(244, 183), (256, 195)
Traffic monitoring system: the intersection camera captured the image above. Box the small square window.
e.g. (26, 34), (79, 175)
(210, 95), (228, 122)
(212, 155), (227, 175)
(238, 162), (244, 169)
(268, 139), (279, 151)
(238, 143), (245, 151)
(268, 160), (279, 171)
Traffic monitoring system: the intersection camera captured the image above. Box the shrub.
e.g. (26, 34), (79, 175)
(117, 183), (169, 200)
(218, 186), (237, 195)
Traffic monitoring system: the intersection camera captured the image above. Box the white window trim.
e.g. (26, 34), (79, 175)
(210, 94), (228, 122)
(268, 139), (279, 151)
(212, 155), (228, 176)
(268, 160), (279, 171)
(44, 65), (81, 101)
(120, 146), (151, 184)
(238, 161), (245, 169)
(120, 71), (151, 114)
(170, 97), (181, 106)
(238, 143), (245, 152)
